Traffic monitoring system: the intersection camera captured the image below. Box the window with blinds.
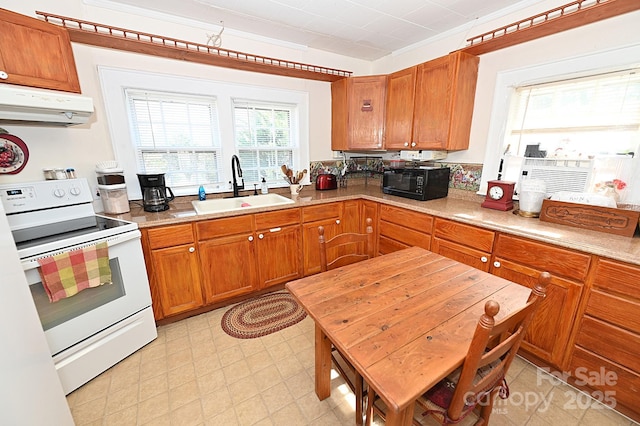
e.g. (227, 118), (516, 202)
(504, 69), (640, 158)
(233, 100), (296, 184)
(126, 89), (222, 188)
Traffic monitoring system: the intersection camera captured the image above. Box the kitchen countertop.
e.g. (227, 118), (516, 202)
(107, 184), (640, 266)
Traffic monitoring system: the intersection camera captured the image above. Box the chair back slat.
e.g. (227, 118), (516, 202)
(319, 218), (374, 272)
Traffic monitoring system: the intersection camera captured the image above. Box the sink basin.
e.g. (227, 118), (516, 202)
(192, 193), (295, 215)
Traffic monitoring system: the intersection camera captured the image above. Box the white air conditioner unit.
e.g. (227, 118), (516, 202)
(519, 158), (593, 197)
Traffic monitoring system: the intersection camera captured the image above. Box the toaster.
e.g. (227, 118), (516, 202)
(315, 173), (337, 190)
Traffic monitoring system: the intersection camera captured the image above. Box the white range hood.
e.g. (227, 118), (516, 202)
(0, 84), (94, 126)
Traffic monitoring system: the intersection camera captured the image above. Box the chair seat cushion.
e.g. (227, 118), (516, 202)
(420, 364), (509, 424)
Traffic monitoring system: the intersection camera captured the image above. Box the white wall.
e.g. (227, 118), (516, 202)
(0, 0), (638, 191)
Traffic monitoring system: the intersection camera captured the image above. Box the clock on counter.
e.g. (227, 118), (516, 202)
(481, 180), (515, 211)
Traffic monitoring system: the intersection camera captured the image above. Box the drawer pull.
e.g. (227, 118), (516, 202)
(269, 227), (281, 233)
(335, 219), (340, 225)
(0, 71), (8, 80)
(493, 261), (501, 268)
(188, 247), (195, 253)
(480, 256), (488, 263)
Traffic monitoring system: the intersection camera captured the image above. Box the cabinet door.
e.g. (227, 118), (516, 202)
(256, 224), (302, 289)
(0, 9), (81, 92)
(491, 234), (590, 368)
(198, 233), (258, 303)
(413, 52), (478, 151)
(150, 244), (203, 317)
(385, 67), (417, 149)
(347, 75), (387, 150)
(331, 78), (348, 151)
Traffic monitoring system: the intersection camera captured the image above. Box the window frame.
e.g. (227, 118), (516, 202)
(480, 43), (640, 197)
(98, 66), (309, 199)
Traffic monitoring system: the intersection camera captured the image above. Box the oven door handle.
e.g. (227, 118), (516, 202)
(21, 230), (142, 272)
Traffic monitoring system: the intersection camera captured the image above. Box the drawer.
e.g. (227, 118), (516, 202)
(147, 224), (194, 249)
(379, 205), (433, 234)
(569, 346), (640, 416)
(493, 234), (591, 282)
(255, 208), (299, 229)
(378, 221), (431, 250)
(302, 203), (341, 223)
(433, 218), (494, 252)
(196, 215), (254, 240)
(592, 258), (640, 300)
(575, 315), (640, 373)
(585, 289), (640, 334)
(432, 237), (490, 272)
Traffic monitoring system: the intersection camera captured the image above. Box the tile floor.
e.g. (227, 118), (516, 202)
(67, 302), (639, 426)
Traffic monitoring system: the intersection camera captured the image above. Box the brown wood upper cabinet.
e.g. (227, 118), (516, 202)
(385, 52), (479, 151)
(331, 75), (387, 151)
(0, 8), (81, 93)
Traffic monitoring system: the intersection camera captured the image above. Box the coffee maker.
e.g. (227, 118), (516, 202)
(137, 173), (175, 212)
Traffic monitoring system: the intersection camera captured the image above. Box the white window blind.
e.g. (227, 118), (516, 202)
(233, 100), (296, 184)
(126, 89), (222, 189)
(504, 68), (640, 158)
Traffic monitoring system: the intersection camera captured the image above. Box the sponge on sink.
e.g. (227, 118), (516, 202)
(241, 202), (251, 207)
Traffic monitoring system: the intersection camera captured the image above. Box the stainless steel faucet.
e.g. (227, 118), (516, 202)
(231, 155), (244, 197)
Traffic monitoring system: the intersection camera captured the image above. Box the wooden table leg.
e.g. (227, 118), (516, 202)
(385, 402), (415, 426)
(315, 323), (332, 400)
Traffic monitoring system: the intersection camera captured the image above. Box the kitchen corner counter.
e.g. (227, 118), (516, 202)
(107, 184), (640, 266)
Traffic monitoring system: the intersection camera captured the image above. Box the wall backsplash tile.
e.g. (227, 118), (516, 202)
(309, 160), (483, 192)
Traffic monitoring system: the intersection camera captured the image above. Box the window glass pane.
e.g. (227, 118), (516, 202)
(233, 100), (297, 185)
(127, 90), (222, 188)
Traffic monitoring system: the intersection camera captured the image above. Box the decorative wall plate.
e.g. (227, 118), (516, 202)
(0, 133), (29, 174)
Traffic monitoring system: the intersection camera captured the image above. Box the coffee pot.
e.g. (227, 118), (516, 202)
(137, 173), (175, 212)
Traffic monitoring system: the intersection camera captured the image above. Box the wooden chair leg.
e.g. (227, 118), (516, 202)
(355, 371), (363, 426)
(475, 388), (497, 426)
(365, 388), (375, 426)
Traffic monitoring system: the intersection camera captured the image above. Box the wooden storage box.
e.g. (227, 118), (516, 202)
(539, 199), (640, 237)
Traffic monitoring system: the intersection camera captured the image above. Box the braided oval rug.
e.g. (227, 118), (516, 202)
(221, 291), (307, 339)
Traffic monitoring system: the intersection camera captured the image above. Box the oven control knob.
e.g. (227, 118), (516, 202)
(53, 188), (66, 198)
(69, 186), (82, 196)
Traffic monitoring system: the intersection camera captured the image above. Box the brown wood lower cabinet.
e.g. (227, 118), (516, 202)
(302, 203), (342, 276)
(491, 234), (591, 369)
(255, 209), (302, 289)
(378, 204), (432, 254)
(145, 224), (204, 319)
(431, 218), (494, 271)
(567, 258), (640, 420)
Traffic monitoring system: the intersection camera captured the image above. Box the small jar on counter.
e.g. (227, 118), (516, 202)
(43, 168), (55, 180)
(53, 168), (68, 180)
(66, 168), (77, 179)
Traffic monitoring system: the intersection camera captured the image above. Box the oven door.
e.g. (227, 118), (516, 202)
(21, 230), (152, 356)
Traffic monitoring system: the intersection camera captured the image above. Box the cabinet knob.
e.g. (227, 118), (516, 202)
(493, 261), (501, 268)
(335, 219), (340, 225)
(404, 142), (409, 147)
(480, 256), (488, 263)
(248, 236), (254, 242)
(0, 71), (7, 80)
(411, 142), (417, 147)
(188, 247), (195, 253)
(258, 233), (264, 239)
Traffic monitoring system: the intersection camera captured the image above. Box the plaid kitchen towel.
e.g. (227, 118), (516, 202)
(37, 241), (112, 302)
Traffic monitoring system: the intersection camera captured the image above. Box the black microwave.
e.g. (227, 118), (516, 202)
(382, 167), (450, 201)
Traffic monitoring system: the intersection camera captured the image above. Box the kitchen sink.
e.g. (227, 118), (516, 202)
(192, 193), (295, 215)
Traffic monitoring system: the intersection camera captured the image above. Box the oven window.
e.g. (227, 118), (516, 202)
(30, 259), (125, 331)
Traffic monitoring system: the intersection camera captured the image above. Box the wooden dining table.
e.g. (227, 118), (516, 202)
(286, 246), (532, 426)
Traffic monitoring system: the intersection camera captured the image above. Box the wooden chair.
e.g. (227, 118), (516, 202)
(318, 217), (374, 425)
(365, 271), (550, 426)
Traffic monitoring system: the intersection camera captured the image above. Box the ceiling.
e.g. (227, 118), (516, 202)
(101, 0), (542, 60)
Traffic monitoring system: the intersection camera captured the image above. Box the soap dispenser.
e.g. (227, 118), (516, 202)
(198, 185), (206, 200)
(260, 178), (269, 194)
